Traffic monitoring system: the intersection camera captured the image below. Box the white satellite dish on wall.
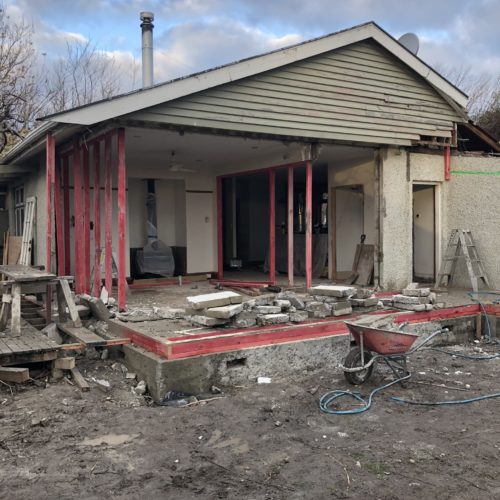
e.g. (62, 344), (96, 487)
(398, 33), (419, 55)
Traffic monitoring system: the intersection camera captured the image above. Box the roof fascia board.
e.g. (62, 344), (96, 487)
(44, 23), (467, 126)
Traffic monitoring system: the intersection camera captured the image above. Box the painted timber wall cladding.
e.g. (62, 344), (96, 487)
(129, 40), (465, 146)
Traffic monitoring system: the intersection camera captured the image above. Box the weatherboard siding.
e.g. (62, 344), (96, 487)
(129, 40), (463, 146)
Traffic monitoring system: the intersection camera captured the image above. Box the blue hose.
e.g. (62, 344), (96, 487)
(391, 392), (500, 406)
(319, 374), (410, 415)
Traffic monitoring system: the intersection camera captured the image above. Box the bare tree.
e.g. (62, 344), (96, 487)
(0, 8), (38, 154)
(44, 40), (124, 114)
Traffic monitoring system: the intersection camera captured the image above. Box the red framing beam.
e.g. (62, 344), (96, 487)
(216, 176), (223, 280)
(82, 147), (90, 293)
(287, 166), (294, 287)
(54, 159), (64, 276)
(45, 133), (55, 273)
(305, 160), (313, 289)
(444, 145), (451, 181)
(269, 169), (276, 285)
(62, 156), (71, 275)
(104, 133), (113, 295)
(117, 128), (127, 311)
(93, 141), (101, 296)
(73, 139), (83, 293)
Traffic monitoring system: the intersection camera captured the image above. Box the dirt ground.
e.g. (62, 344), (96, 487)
(1, 340), (500, 499)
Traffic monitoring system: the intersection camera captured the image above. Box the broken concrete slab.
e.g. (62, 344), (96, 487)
(274, 299), (291, 311)
(190, 315), (229, 327)
(254, 294), (276, 306)
(331, 301), (352, 311)
(351, 297), (379, 308)
(255, 305), (281, 314)
(79, 294), (110, 321)
(187, 291), (242, 310)
(277, 292), (306, 310)
(256, 313), (289, 326)
(41, 323), (63, 344)
(152, 306), (185, 319)
(332, 306), (353, 317)
(393, 303), (426, 312)
(402, 287), (431, 297)
(354, 289), (375, 299)
(232, 313), (257, 329)
(392, 294), (421, 305)
(205, 303), (244, 319)
(309, 285), (356, 298)
(289, 311), (309, 323)
(306, 301), (331, 318)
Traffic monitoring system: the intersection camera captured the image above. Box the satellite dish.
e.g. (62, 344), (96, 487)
(398, 33), (419, 55)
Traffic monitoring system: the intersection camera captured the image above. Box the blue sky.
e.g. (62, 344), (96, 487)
(4, 0), (500, 90)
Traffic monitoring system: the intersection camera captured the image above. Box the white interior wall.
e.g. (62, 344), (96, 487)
(328, 154), (376, 278)
(413, 186), (435, 279)
(335, 189), (364, 271)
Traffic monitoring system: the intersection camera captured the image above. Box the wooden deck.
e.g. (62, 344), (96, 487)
(0, 322), (61, 366)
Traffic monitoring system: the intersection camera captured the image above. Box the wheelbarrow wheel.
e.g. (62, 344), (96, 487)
(343, 347), (374, 385)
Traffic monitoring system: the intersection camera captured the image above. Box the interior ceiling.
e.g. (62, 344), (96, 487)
(124, 127), (373, 174)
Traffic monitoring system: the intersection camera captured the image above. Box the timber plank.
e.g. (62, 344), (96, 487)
(70, 367), (90, 391)
(57, 323), (107, 346)
(0, 367), (29, 383)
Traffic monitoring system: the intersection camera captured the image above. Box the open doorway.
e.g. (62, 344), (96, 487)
(412, 184), (435, 282)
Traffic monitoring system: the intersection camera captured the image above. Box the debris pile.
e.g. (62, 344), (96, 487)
(185, 285), (380, 329)
(385, 283), (436, 311)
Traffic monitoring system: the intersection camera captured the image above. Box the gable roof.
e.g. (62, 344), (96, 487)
(41, 21), (468, 126)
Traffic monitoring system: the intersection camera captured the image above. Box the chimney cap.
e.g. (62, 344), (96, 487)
(140, 11), (154, 22)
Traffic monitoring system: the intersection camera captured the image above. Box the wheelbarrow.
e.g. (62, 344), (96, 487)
(341, 321), (445, 385)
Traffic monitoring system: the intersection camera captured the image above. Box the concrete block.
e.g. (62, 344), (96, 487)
(402, 288), (431, 297)
(309, 285), (356, 298)
(331, 301), (352, 311)
(392, 294), (421, 305)
(351, 297), (379, 307)
(205, 303), (243, 319)
(42, 323), (63, 344)
(393, 303), (426, 312)
(257, 314), (289, 326)
(277, 292), (305, 310)
(306, 301), (331, 318)
(187, 291), (242, 310)
(354, 289), (374, 299)
(274, 299), (291, 311)
(79, 294), (110, 321)
(191, 315), (229, 327)
(255, 305), (281, 314)
(254, 294), (276, 306)
(332, 307), (353, 317)
(289, 311), (309, 323)
(232, 313), (257, 329)
(54, 357), (75, 370)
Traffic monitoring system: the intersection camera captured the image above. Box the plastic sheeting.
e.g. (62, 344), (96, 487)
(135, 240), (175, 277)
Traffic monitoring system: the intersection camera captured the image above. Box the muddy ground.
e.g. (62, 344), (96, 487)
(1, 340), (500, 499)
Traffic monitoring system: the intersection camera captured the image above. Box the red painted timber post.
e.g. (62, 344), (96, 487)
(117, 128), (127, 311)
(216, 176), (223, 280)
(93, 141), (101, 297)
(444, 145), (451, 181)
(54, 158), (64, 276)
(82, 146), (90, 293)
(104, 133), (113, 295)
(62, 156), (71, 275)
(269, 169), (276, 285)
(305, 160), (313, 290)
(287, 166), (294, 287)
(73, 138), (83, 293)
(45, 133), (55, 273)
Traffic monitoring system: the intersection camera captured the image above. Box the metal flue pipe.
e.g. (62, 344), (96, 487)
(140, 11), (154, 88)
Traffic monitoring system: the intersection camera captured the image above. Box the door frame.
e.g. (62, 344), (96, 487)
(411, 182), (441, 281)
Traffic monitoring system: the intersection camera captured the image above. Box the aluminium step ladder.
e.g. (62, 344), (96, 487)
(435, 229), (489, 292)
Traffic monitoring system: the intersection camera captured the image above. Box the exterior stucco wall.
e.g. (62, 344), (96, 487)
(442, 154), (500, 290)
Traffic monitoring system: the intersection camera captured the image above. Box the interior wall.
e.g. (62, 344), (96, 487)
(156, 179), (186, 247)
(413, 185), (435, 280)
(335, 187), (364, 271)
(328, 154), (375, 277)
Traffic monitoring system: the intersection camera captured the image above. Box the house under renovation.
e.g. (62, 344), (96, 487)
(1, 21), (500, 315)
